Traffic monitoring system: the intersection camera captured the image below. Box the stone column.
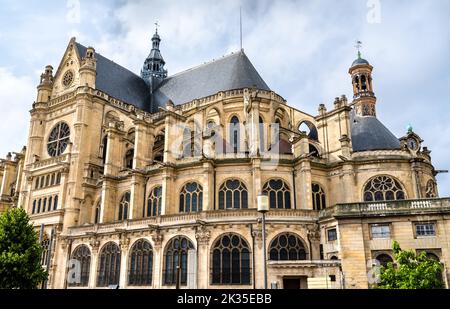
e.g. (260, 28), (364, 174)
(133, 117), (153, 169)
(88, 238), (100, 288)
(195, 225), (211, 288)
(252, 158), (261, 209)
(202, 162), (214, 211)
(161, 167), (175, 215)
(151, 230), (164, 288)
(130, 173), (145, 219)
(297, 159), (312, 210)
(252, 221), (265, 289)
(119, 234), (130, 288)
(341, 163), (356, 203)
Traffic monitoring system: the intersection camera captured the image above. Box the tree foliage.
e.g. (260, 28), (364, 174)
(378, 241), (444, 289)
(0, 207), (47, 289)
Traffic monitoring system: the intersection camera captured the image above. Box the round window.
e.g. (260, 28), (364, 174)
(62, 70), (74, 87)
(47, 122), (70, 157)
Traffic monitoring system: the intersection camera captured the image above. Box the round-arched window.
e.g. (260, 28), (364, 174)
(262, 179), (291, 209)
(47, 122), (70, 157)
(218, 179), (248, 209)
(363, 176), (406, 202)
(269, 233), (308, 261)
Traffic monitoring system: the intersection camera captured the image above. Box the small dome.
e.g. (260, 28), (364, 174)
(351, 57), (370, 67)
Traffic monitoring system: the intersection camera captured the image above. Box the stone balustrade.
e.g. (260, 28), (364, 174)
(319, 198), (450, 219)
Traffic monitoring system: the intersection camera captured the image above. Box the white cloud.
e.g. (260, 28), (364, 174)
(0, 67), (35, 156)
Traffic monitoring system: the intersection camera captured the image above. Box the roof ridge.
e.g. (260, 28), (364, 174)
(167, 50), (245, 79)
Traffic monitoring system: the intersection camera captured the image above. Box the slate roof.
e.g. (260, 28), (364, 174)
(75, 43), (152, 112)
(152, 50), (271, 107)
(350, 110), (401, 152)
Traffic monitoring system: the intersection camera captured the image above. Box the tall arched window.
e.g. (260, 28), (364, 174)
(363, 175), (406, 202)
(118, 192), (130, 221)
(262, 179), (291, 209)
(42, 198), (47, 213)
(259, 116), (265, 153)
(269, 233), (308, 260)
(35, 178), (39, 189)
(312, 183), (326, 211)
(146, 186), (162, 217)
(128, 239), (153, 286)
(69, 245), (91, 287)
(40, 235), (50, 265)
(51, 173), (55, 186)
(375, 253), (393, 268)
(94, 202), (101, 224)
(37, 199), (42, 213)
(211, 233), (251, 285)
(102, 135), (108, 165)
(53, 195), (58, 210)
(125, 149), (134, 169)
(163, 236), (195, 285)
(218, 179), (248, 210)
(230, 116), (240, 154)
(32, 200), (36, 214)
(182, 128), (194, 158)
(48, 196), (53, 212)
(97, 242), (121, 287)
(179, 182), (203, 213)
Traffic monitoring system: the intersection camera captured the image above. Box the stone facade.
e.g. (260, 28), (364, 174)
(0, 34), (448, 289)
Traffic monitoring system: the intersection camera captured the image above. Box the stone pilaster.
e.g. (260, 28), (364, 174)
(195, 224), (211, 288)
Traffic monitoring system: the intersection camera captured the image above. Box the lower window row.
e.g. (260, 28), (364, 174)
(68, 232), (309, 287)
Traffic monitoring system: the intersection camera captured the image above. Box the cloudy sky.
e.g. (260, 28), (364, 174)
(0, 0), (449, 196)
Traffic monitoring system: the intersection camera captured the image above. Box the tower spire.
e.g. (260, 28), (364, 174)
(141, 24), (168, 92)
(355, 40), (362, 59)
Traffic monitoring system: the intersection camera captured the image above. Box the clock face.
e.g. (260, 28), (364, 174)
(407, 138), (418, 150)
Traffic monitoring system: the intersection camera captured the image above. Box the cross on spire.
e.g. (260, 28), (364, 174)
(355, 40), (362, 59)
(155, 21), (159, 34)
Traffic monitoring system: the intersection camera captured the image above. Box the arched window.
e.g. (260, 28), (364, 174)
(330, 255), (339, 260)
(218, 179), (248, 210)
(163, 236), (195, 285)
(298, 121), (318, 141)
(125, 149), (134, 169)
(40, 176), (45, 189)
(179, 182), (203, 213)
(51, 173), (55, 186)
(32, 200), (36, 214)
(309, 144), (320, 157)
(118, 192), (130, 221)
(425, 252), (440, 261)
(46, 175), (50, 187)
(97, 242), (121, 287)
(259, 116), (265, 153)
(40, 235), (50, 265)
(361, 74), (367, 90)
(94, 202), (101, 224)
(182, 128), (194, 158)
(426, 180), (437, 198)
(153, 132), (165, 162)
(37, 199), (42, 213)
(230, 116), (240, 154)
(128, 239), (153, 286)
(146, 186), (162, 217)
(102, 135), (108, 165)
(42, 198), (47, 213)
(53, 195), (58, 210)
(69, 245), (91, 287)
(375, 253), (393, 268)
(56, 172), (61, 184)
(35, 178), (39, 189)
(312, 183), (326, 211)
(211, 233), (251, 285)
(363, 175), (406, 202)
(262, 179), (291, 209)
(269, 233), (307, 261)
(48, 196), (53, 212)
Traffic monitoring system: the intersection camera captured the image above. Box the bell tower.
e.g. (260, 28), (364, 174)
(141, 23), (168, 92)
(349, 41), (376, 117)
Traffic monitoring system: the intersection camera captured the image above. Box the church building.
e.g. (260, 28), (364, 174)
(0, 29), (448, 289)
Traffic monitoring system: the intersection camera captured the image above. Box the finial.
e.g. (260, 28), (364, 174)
(355, 40), (362, 59)
(154, 21), (159, 34)
(407, 124), (413, 134)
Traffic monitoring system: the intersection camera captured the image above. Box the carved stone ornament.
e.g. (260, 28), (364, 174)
(195, 224), (211, 245)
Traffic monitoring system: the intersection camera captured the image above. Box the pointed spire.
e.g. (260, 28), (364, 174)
(141, 25), (168, 92)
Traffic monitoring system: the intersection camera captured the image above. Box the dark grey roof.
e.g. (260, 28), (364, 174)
(350, 110), (401, 152)
(351, 57), (370, 67)
(75, 43), (152, 112)
(152, 50), (270, 107)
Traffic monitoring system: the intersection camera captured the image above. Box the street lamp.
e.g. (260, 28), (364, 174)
(257, 193), (269, 289)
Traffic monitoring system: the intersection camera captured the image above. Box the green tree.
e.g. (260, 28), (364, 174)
(0, 207), (48, 289)
(378, 241), (444, 289)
